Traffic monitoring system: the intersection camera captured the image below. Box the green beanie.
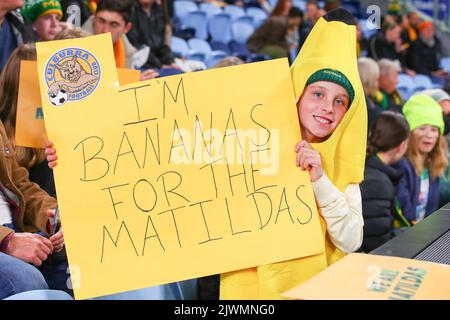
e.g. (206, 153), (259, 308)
(387, 0), (402, 16)
(403, 94), (444, 134)
(305, 68), (355, 107)
(21, 0), (62, 23)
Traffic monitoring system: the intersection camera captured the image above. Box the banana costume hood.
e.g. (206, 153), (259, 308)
(220, 8), (367, 299)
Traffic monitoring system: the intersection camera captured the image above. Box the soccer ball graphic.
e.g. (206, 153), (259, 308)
(49, 89), (68, 106)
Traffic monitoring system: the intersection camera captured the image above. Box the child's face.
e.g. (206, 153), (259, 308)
(297, 81), (349, 143)
(412, 125), (440, 154)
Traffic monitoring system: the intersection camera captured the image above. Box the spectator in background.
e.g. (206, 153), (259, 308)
(247, 16), (289, 59)
(126, 0), (180, 71)
(0, 0), (37, 71)
(368, 17), (415, 76)
(360, 111), (409, 253)
(286, 7), (302, 54)
(305, 0), (320, 26)
(82, 0), (160, 80)
(358, 57), (382, 131)
(416, 89), (450, 207)
(294, 6), (311, 52)
(59, 0), (94, 27)
(21, 0), (66, 41)
(401, 10), (420, 47)
(407, 21), (449, 85)
(271, 0), (292, 17)
(394, 94), (447, 228)
(373, 59), (404, 113)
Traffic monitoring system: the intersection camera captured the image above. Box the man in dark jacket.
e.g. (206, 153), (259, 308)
(126, 0), (176, 70)
(0, 0), (37, 71)
(407, 21), (449, 84)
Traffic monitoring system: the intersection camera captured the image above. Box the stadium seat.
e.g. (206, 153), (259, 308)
(210, 40), (232, 55)
(397, 73), (415, 100)
(171, 36), (190, 58)
(206, 51), (229, 68)
(208, 13), (233, 43)
(224, 4), (245, 20)
(412, 74), (433, 93)
(188, 38), (213, 57)
(441, 57), (450, 72)
(236, 15), (254, 26)
(293, 0), (307, 11)
(199, 2), (222, 18)
(187, 52), (207, 63)
(231, 21), (255, 44)
(229, 41), (251, 60)
(181, 11), (208, 40)
(246, 7), (268, 27)
(174, 1), (198, 19)
(4, 290), (73, 300)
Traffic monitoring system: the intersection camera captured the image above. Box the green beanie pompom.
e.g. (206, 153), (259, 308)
(403, 94), (444, 134)
(305, 68), (355, 108)
(21, 0), (62, 23)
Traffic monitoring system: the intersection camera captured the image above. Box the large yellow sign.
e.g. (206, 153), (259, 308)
(283, 253), (450, 300)
(36, 34), (323, 299)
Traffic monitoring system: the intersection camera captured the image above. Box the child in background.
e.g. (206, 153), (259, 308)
(221, 8), (367, 299)
(394, 94), (448, 226)
(21, 0), (67, 41)
(360, 111), (409, 252)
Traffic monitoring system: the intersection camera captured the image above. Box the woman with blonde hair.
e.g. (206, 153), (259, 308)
(394, 94), (448, 226)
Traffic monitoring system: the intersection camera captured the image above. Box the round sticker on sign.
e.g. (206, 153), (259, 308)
(44, 48), (101, 106)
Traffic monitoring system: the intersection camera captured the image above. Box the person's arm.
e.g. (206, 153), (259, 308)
(394, 166), (416, 223)
(312, 173), (363, 253)
(295, 140), (363, 253)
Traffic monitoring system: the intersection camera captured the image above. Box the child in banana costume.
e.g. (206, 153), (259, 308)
(220, 8), (368, 299)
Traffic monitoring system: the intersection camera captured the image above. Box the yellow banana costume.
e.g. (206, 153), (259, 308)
(220, 8), (367, 300)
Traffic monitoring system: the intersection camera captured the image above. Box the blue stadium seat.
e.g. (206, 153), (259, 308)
(412, 74), (433, 94)
(199, 2), (222, 18)
(246, 7), (268, 27)
(187, 52), (207, 62)
(188, 38), (213, 57)
(293, 0), (307, 11)
(397, 73), (415, 100)
(210, 41), (232, 55)
(206, 51), (229, 68)
(181, 11), (208, 40)
(229, 41), (251, 59)
(208, 13), (233, 43)
(224, 4), (245, 20)
(174, 1), (198, 19)
(171, 36), (190, 58)
(231, 21), (255, 44)
(441, 57), (450, 72)
(4, 290), (73, 300)
(236, 15), (254, 26)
